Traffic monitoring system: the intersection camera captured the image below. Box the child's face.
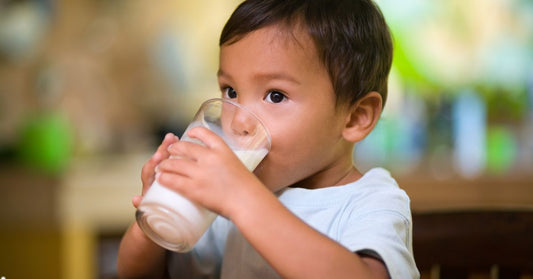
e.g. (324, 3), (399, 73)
(218, 24), (354, 192)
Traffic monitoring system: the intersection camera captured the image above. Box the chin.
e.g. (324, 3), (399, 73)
(252, 159), (295, 192)
(253, 169), (285, 193)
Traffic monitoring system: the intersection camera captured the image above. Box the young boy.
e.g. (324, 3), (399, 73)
(118, 0), (419, 278)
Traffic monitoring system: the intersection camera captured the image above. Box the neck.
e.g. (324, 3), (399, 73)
(289, 157), (362, 190)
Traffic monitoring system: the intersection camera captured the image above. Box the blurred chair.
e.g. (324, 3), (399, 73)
(413, 210), (533, 279)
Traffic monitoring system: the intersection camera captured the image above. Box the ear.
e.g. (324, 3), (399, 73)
(342, 91), (383, 143)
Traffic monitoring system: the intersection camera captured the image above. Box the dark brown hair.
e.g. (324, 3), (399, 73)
(220, 0), (393, 108)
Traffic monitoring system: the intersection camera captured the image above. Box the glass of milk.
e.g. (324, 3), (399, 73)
(136, 98), (271, 252)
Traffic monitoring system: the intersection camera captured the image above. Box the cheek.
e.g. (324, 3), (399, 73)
(254, 107), (345, 190)
(269, 121), (312, 159)
(255, 123), (331, 188)
(252, 128), (307, 190)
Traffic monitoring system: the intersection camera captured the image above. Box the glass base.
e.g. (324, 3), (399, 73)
(136, 205), (193, 252)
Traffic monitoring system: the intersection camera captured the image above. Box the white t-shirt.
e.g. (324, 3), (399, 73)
(168, 168), (420, 279)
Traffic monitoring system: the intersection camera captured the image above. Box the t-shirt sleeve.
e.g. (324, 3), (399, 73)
(341, 191), (419, 279)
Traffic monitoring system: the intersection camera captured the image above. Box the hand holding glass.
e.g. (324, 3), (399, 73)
(136, 98), (271, 252)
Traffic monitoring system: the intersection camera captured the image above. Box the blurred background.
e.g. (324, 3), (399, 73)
(0, 0), (531, 278)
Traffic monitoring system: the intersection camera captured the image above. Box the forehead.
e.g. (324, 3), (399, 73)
(266, 22), (314, 52)
(219, 23), (322, 73)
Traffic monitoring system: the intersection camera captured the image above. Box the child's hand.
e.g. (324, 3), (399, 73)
(156, 126), (262, 217)
(133, 133), (180, 208)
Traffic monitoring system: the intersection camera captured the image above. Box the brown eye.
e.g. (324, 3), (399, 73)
(224, 87), (237, 99)
(266, 91), (286, 103)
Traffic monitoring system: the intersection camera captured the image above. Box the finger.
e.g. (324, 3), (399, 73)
(157, 171), (192, 196)
(142, 133), (176, 178)
(141, 159), (157, 186)
(157, 156), (197, 178)
(186, 126), (229, 150)
(156, 132), (180, 158)
(141, 133), (179, 186)
(132, 195), (142, 208)
(167, 140), (209, 161)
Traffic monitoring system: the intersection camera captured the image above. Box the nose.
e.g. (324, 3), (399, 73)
(231, 108), (257, 137)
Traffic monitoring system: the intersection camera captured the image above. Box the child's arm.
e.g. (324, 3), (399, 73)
(117, 133), (179, 278)
(157, 128), (389, 279)
(229, 183), (389, 279)
(117, 222), (167, 278)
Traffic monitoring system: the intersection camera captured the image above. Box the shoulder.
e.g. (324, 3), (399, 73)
(277, 167), (411, 213)
(342, 169), (419, 278)
(346, 168), (411, 215)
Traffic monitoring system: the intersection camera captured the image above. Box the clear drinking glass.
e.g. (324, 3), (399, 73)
(136, 98), (271, 252)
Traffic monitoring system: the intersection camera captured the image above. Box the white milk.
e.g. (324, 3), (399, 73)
(138, 147), (269, 252)
(138, 181), (216, 250)
(234, 148), (269, 171)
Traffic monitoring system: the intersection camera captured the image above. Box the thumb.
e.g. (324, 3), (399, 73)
(132, 195), (142, 208)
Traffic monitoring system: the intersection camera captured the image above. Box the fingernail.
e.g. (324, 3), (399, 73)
(167, 144), (174, 152)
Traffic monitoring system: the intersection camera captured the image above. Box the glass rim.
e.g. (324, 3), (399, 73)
(200, 98), (272, 151)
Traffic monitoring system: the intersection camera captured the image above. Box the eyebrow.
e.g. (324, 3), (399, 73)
(217, 69), (301, 85)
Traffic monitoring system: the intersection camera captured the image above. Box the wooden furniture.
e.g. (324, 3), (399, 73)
(397, 174), (533, 279)
(412, 211), (533, 279)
